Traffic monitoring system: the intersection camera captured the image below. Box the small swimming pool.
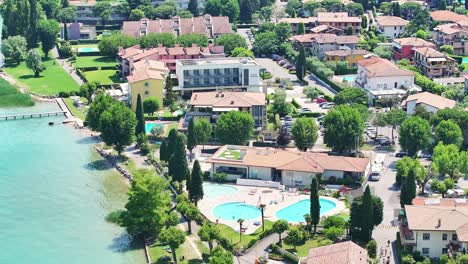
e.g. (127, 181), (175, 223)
(275, 198), (337, 223)
(78, 47), (99, 53)
(145, 123), (164, 134)
(462, 57), (468, 64)
(213, 202), (261, 221)
(203, 182), (238, 199)
(343, 76), (356, 82)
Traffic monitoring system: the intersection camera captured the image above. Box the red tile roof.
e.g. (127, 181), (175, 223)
(358, 57), (414, 77)
(303, 241), (368, 264)
(430, 10), (468, 23)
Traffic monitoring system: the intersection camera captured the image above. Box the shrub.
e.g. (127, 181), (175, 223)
(324, 226), (344, 241)
(366, 240), (377, 258)
(105, 210), (124, 224)
(322, 215), (346, 229)
(59, 91), (70, 97)
(291, 98), (301, 109)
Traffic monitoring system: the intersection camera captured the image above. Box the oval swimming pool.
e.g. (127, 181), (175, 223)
(213, 202), (261, 221)
(275, 198), (337, 223)
(203, 182), (238, 199)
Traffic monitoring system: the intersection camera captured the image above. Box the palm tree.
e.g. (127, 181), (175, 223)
(259, 204), (266, 231)
(237, 218), (244, 243)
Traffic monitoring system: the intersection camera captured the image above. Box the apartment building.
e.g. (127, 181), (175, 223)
(324, 49), (370, 68)
(70, 0), (126, 25)
(290, 34), (360, 59)
(151, 0), (205, 10)
(400, 198), (468, 259)
(60, 23), (96, 40)
(413, 47), (457, 78)
(356, 57), (416, 104)
(117, 44), (224, 79)
(392, 37), (436, 60)
(173, 57), (262, 94)
(430, 10), (468, 24)
(278, 12), (361, 35)
(401, 92), (457, 115)
(184, 92), (266, 129)
(433, 22), (468, 56)
(376, 16), (409, 39)
(122, 15), (232, 39)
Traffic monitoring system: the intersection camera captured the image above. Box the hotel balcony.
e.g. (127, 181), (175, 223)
(399, 224), (416, 246)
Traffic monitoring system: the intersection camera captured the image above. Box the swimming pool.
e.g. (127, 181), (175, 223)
(203, 182), (238, 199)
(275, 198), (337, 223)
(78, 47), (99, 53)
(343, 76), (356, 82)
(213, 202), (261, 221)
(462, 57), (468, 64)
(145, 123), (164, 134)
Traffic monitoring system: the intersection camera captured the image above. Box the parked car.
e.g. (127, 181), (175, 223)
(322, 103), (335, 109)
(300, 107), (312, 113)
(316, 98), (328, 104)
(395, 151), (408, 158)
(284, 115), (293, 121)
(278, 60), (287, 66)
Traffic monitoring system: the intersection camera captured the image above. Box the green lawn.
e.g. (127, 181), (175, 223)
(165, 122), (179, 136)
(82, 69), (120, 85)
(220, 149), (241, 160)
(63, 97), (88, 120)
(462, 63), (468, 71)
(0, 78), (34, 107)
(149, 234), (208, 264)
(283, 239), (321, 257)
(74, 56), (117, 68)
(217, 220), (274, 249)
(4, 55), (80, 96)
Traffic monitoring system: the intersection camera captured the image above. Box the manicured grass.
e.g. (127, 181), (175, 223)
(82, 70), (120, 85)
(74, 56), (117, 68)
(217, 220), (274, 249)
(4, 55), (80, 96)
(463, 63), (468, 71)
(0, 78), (34, 107)
(165, 122), (179, 137)
(149, 235), (206, 264)
(283, 239), (320, 257)
(220, 149), (241, 160)
(63, 97), (88, 120)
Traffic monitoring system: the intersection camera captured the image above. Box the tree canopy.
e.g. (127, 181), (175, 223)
(214, 33), (247, 55)
(434, 120), (463, 147)
(99, 102), (137, 155)
(2, 35), (27, 64)
(25, 49), (46, 77)
(334, 88), (368, 106)
(216, 111), (254, 145)
(291, 117), (319, 151)
(399, 116), (431, 156)
(323, 105), (364, 154)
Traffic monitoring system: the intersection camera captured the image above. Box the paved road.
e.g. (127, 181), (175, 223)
(235, 232), (288, 264)
(256, 58), (298, 82)
(237, 28), (253, 50)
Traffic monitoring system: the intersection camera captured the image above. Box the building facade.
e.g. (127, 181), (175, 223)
(376, 16), (409, 39)
(392, 38), (436, 61)
(401, 92), (457, 115)
(278, 12), (361, 35)
(70, 0), (126, 25)
(290, 34), (360, 59)
(413, 47), (457, 78)
(433, 22), (468, 56)
(174, 57), (262, 94)
(324, 49), (371, 68)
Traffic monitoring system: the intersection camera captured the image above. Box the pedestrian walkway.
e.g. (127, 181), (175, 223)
(51, 47), (84, 86)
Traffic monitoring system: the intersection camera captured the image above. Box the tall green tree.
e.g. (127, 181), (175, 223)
(198, 224), (220, 254)
(2, 0), (30, 38)
(195, 118), (212, 148)
(187, 118), (198, 157)
(384, 109), (406, 142)
(252, 31), (280, 56)
(2, 35), (27, 64)
(323, 105), (364, 154)
(25, 49), (46, 77)
(310, 177), (320, 234)
(160, 227), (186, 263)
(361, 186), (374, 243)
(296, 43), (306, 81)
(57, 7), (76, 41)
(120, 172), (171, 240)
(26, 0), (39, 49)
(372, 195), (384, 226)
(86, 93), (114, 131)
(239, 0), (259, 22)
(40, 0), (60, 18)
(188, 0), (199, 16)
(272, 220), (289, 245)
(209, 246), (233, 264)
(440, 0), (447, 10)
(297, 22), (305, 34)
(274, 22), (292, 43)
(160, 139), (169, 162)
(189, 160), (204, 204)
(285, 227), (304, 250)
(291, 117), (318, 151)
(432, 143), (463, 180)
(100, 103), (137, 155)
(393, 2), (401, 16)
(142, 97), (160, 116)
(176, 201), (199, 233)
(400, 165), (416, 207)
(214, 33), (247, 55)
(167, 129), (178, 159)
(271, 89), (290, 117)
(169, 133), (189, 182)
(135, 94), (145, 136)
(216, 111), (254, 145)
(399, 116), (431, 156)
(334, 88), (368, 106)
(361, 15), (368, 29)
(38, 19), (60, 58)
(434, 120), (463, 147)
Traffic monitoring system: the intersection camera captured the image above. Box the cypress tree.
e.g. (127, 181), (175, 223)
(187, 118), (197, 160)
(189, 160), (204, 205)
(310, 177), (320, 234)
(440, 0), (447, 10)
(393, 2), (401, 16)
(169, 133), (189, 182)
(167, 129), (178, 159)
(297, 22), (305, 34)
(404, 168), (416, 205)
(27, 0), (38, 49)
(349, 197), (363, 241)
(400, 175), (407, 208)
(188, 0), (199, 16)
(296, 44), (306, 82)
(160, 138), (168, 162)
(62, 0), (69, 7)
(465, 0), (468, 11)
(361, 186), (374, 243)
(135, 94), (145, 136)
(361, 15), (368, 29)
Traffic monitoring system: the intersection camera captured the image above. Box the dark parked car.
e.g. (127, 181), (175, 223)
(395, 151), (408, 158)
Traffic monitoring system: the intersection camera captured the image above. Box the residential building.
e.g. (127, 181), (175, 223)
(391, 0), (428, 9)
(376, 16), (409, 38)
(60, 23), (96, 40)
(117, 44), (224, 79)
(173, 57), (262, 94)
(126, 60), (169, 111)
(356, 57), (416, 104)
(433, 22), (468, 56)
(278, 12), (361, 35)
(151, 0), (205, 10)
(324, 49), (371, 68)
(70, 0), (126, 25)
(413, 47), (457, 78)
(300, 241), (368, 264)
(290, 34), (360, 59)
(433, 77), (465, 86)
(207, 145), (370, 186)
(122, 15), (232, 39)
(430, 10), (468, 24)
(401, 92), (457, 115)
(183, 91), (266, 129)
(392, 37), (436, 60)
(400, 199), (468, 258)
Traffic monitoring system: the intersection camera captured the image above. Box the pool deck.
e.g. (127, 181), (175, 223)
(198, 184), (345, 234)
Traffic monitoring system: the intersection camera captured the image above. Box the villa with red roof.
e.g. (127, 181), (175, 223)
(300, 241), (368, 264)
(392, 37), (436, 60)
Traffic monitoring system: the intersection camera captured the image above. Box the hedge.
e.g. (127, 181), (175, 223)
(76, 66), (116, 71)
(396, 232), (402, 263)
(449, 54), (463, 64)
(292, 112), (323, 118)
(291, 98), (301, 109)
(271, 244), (299, 264)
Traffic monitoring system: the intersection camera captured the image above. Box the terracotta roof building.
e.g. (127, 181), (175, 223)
(300, 241), (368, 264)
(290, 33), (360, 59)
(122, 15), (232, 39)
(278, 12), (361, 35)
(324, 49), (371, 68)
(401, 92), (457, 115)
(376, 16), (409, 38)
(413, 47), (457, 78)
(400, 199), (468, 258)
(207, 145), (370, 186)
(430, 10), (468, 23)
(434, 22), (468, 56)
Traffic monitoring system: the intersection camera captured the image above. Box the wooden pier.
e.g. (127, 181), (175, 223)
(0, 111), (67, 120)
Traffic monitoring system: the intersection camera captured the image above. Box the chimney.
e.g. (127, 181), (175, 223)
(230, 100), (234, 104)
(437, 218), (441, 228)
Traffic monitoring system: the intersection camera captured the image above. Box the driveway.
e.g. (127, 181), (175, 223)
(255, 58), (297, 82)
(234, 232), (288, 264)
(237, 28), (253, 50)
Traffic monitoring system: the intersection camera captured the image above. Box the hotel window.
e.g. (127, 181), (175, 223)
(442, 248), (448, 254)
(422, 248), (429, 255)
(423, 233), (430, 240)
(452, 234), (458, 241)
(394, 82), (398, 88)
(145, 91), (149, 95)
(204, 78), (210, 84)
(145, 82), (149, 87)
(233, 68), (239, 74)
(224, 68), (230, 74)
(442, 234), (448, 240)
(214, 69), (221, 74)
(214, 78), (220, 84)
(204, 69), (210, 75)
(194, 69), (200, 76)
(184, 70), (189, 76)
(194, 78), (200, 85)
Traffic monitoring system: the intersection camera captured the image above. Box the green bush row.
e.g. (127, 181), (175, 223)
(270, 244), (299, 264)
(291, 112), (323, 118)
(291, 98), (301, 109)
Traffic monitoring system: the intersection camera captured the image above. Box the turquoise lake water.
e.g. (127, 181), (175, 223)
(0, 103), (145, 264)
(275, 198), (337, 223)
(213, 202), (261, 220)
